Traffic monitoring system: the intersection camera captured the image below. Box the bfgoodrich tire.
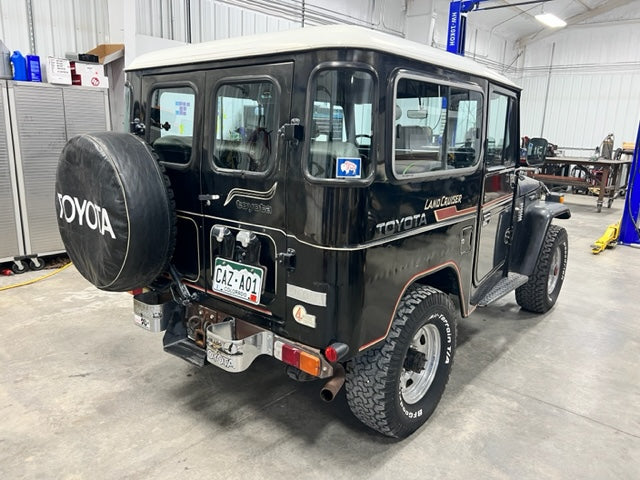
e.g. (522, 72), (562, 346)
(345, 285), (457, 438)
(516, 225), (568, 313)
(56, 132), (176, 292)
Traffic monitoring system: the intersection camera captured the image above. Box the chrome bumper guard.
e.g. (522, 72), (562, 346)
(205, 318), (333, 378)
(133, 291), (175, 333)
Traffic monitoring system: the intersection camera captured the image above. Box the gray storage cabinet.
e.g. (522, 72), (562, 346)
(5, 81), (110, 265)
(0, 82), (25, 264)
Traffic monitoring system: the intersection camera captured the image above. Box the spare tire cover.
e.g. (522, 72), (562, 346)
(56, 132), (176, 291)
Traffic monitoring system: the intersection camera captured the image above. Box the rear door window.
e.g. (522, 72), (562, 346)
(212, 80), (278, 174)
(149, 86), (195, 165)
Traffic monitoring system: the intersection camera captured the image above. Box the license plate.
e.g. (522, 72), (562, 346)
(213, 258), (264, 304)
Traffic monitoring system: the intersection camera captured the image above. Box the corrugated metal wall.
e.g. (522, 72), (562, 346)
(136, 0), (405, 43)
(517, 24), (640, 151)
(0, 0), (110, 59)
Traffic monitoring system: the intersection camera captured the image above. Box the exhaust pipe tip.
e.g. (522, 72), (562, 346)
(320, 387), (336, 402)
(319, 363), (345, 403)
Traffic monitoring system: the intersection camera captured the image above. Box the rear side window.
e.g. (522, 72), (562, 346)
(149, 86), (195, 164)
(213, 81), (277, 174)
(307, 68), (375, 180)
(393, 76), (482, 178)
(486, 91), (517, 167)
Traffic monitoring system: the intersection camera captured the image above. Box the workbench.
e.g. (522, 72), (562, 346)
(532, 157), (632, 212)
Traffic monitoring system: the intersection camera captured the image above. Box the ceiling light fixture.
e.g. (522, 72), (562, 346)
(535, 12), (567, 28)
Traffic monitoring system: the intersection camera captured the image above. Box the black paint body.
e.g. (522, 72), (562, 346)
(127, 47), (568, 359)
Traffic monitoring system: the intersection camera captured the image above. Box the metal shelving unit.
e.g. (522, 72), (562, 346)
(0, 82), (25, 269)
(0, 80), (110, 272)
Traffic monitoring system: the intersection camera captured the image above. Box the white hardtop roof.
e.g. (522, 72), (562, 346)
(127, 25), (518, 89)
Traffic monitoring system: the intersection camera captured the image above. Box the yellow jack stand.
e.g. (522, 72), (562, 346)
(591, 222), (620, 254)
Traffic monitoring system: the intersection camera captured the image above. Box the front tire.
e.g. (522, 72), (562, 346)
(516, 225), (568, 313)
(345, 285), (457, 438)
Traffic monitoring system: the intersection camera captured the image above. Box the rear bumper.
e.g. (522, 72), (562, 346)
(133, 293), (334, 378)
(205, 317), (334, 378)
(205, 318), (272, 372)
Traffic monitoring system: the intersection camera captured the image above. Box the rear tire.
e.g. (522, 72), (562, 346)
(345, 285), (457, 438)
(516, 225), (568, 313)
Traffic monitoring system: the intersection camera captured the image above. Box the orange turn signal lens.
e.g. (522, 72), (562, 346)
(299, 351), (321, 376)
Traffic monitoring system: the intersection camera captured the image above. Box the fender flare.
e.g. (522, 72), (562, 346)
(510, 201), (570, 276)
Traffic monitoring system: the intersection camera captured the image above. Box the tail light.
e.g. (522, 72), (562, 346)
(274, 341), (321, 377)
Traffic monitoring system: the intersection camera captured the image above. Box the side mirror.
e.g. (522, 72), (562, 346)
(526, 137), (548, 166)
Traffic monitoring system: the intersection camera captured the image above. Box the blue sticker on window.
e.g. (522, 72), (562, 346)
(336, 157), (362, 179)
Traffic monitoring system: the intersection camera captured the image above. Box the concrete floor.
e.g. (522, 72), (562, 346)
(1, 193), (639, 479)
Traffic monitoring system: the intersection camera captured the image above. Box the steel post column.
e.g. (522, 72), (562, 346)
(619, 122), (640, 245)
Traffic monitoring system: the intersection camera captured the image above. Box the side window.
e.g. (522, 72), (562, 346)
(213, 81), (277, 173)
(394, 77), (482, 178)
(486, 91), (516, 167)
(149, 86), (195, 164)
(307, 69), (375, 180)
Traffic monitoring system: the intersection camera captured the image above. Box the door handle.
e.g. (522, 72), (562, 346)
(198, 194), (220, 206)
(482, 211), (491, 226)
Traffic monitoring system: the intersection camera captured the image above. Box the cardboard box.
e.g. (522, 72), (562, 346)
(86, 44), (124, 65)
(70, 61), (108, 88)
(71, 61), (104, 77)
(46, 57), (72, 85)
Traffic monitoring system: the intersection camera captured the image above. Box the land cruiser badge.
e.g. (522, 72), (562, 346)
(424, 195), (463, 211)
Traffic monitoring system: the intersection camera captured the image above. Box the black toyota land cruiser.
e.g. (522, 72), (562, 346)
(56, 25), (569, 438)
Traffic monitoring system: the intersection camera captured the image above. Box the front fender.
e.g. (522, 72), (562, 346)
(510, 201), (570, 276)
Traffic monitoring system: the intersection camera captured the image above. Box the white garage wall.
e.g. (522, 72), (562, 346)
(135, 0), (405, 44)
(405, 0), (520, 73)
(517, 24), (640, 152)
(0, 0), (111, 59)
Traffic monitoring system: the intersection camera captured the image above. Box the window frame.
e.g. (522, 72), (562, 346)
(209, 74), (281, 178)
(485, 87), (518, 171)
(145, 81), (199, 169)
(303, 62), (378, 186)
(391, 71), (484, 181)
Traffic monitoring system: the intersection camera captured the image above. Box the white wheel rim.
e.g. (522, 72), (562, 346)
(400, 323), (441, 405)
(547, 246), (561, 295)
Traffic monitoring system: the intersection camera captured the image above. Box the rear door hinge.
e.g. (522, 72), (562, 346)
(277, 248), (297, 271)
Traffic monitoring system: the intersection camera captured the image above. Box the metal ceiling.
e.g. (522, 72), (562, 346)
(464, 0), (640, 45)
